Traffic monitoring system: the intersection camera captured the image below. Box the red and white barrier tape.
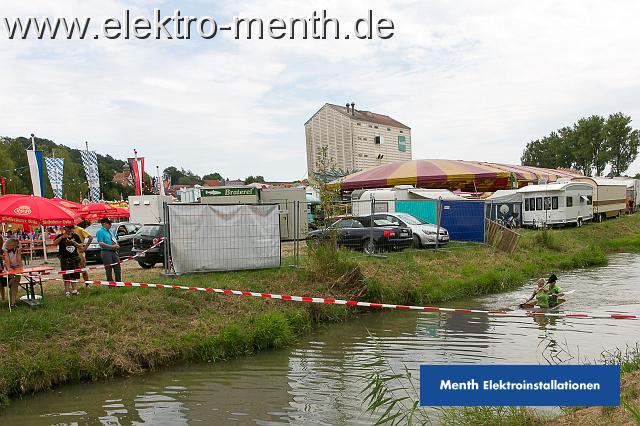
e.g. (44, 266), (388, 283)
(47, 278), (638, 320)
(56, 238), (165, 275)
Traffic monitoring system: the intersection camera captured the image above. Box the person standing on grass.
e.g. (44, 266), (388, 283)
(74, 222), (93, 286)
(2, 238), (23, 307)
(96, 218), (121, 282)
(53, 226), (83, 298)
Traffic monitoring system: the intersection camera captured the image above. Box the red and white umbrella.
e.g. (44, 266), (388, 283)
(0, 195), (79, 226)
(50, 198), (83, 211)
(78, 203), (118, 216)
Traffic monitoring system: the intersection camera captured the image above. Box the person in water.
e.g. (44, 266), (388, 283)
(520, 278), (546, 308)
(535, 280), (550, 309)
(546, 274), (564, 308)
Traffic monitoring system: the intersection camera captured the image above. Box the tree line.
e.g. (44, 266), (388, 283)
(162, 167), (267, 186)
(521, 112), (640, 177)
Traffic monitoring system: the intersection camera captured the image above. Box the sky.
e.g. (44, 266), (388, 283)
(1, 0), (640, 181)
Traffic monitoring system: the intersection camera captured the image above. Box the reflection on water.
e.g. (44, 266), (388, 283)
(2, 254), (640, 425)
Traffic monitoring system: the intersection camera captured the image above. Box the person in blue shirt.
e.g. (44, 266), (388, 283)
(96, 218), (121, 282)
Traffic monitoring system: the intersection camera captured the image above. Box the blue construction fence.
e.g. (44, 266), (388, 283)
(395, 200), (486, 243)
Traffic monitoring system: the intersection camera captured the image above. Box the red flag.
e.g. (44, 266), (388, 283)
(128, 157), (145, 196)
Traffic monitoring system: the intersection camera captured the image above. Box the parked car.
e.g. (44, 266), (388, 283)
(132, 224), (166, 268)
(370, 212), (449, 248)
(308, 216), (413, 254)
(84, 222), (141, 263)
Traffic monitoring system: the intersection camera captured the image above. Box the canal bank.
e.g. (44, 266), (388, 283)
(1, 214), (640, 407)
(1, 253), (639, 424)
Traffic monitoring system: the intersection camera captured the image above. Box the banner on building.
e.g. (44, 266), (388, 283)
(26, 150), (45, 197)
(81, 149), (101, 202)
(44, 157), (65, 199)
(128, 157), (145, 196)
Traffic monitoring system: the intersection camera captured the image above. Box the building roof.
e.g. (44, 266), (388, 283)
(112, 171), (131, 186)
(306, 103), (410, 129)
(203, 179), (222, 187)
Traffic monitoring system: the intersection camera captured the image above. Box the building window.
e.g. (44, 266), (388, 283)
(374, 136), (382, 144)
(566, 196), (573, 207)
(398, 135), (406, 152)
(374, 125), (378, 129)
(543, 197), (551, 210)
(552, 196), (558, 210)
(363, 137), (367, 141)
(400, 130), (404, 133)
(357, 122), (361, 126)
(536, 197), (542, 210)
(368, 124), (373, 128)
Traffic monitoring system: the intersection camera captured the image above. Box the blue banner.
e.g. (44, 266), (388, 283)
(420, 365), (620, 406)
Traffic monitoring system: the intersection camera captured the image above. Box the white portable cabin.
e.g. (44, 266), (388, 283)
(518, 182), (593, 228)
(351, 186), (466, 216)
(613, 177), (640, 213)
(129, 195), (172, 224)
(571, 177), (627, 221)
(260, 188), (308, 241)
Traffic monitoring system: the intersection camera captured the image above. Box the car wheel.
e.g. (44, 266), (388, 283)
(412, 235), (422, 249)
(138, 261), (155, 269)
(363, 238), (376, 255)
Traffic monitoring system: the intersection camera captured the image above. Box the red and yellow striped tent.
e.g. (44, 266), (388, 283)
(335, 159), (582, 192)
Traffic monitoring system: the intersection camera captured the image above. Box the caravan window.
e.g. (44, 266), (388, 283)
(543, 197), (551, 210)
(566, 196), (573, 207)
(536, 197), (542, 210)
(587, 196), (593, 205)
(524, 198), (530, 211)
(552, 196), (558, 210)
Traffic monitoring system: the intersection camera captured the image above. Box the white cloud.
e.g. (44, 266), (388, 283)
(1, 0), (640, 180)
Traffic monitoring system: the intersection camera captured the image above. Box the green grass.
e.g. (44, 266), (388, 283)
(2, 214), (640, 406)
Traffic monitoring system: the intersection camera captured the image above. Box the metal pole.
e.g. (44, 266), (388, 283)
(435, 197), (441, 251)
(369, 195), (375, 255)
(295, 200), (300, 267)
(40, 225), (48, 263)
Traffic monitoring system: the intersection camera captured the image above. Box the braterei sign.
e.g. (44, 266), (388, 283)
(200, 187), (258, 197)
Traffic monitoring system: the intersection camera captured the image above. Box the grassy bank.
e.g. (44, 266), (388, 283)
(437, 346), (640, 425)
(2, 214), (640, 406)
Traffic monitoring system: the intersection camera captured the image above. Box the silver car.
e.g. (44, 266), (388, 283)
(372, 212), (449, 248)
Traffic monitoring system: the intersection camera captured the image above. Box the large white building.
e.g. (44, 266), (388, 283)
(305, 102), (412, 179)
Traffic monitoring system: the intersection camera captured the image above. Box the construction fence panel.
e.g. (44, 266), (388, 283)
(395, 200), (438, 224)
(440, 200), (485, 243)
(166, 203), (281, 274)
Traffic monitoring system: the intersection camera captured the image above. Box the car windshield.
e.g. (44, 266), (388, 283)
(394, 213), (426, 225)
(86, 223), (102, 236)
(137, 225), (162, 236)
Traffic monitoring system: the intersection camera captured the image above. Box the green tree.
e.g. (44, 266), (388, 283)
(604, 113), (640, 176)
(244, 175), (265, 185)
(521, 131), (573, 169)
(202, 172), (223, 181)
(572, 116), (606, 176)
(0, 140), (28, 194)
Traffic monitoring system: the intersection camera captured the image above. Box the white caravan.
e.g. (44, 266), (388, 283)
(518, 182), (593, 228)
(351, 186), (466, 216)
(571, 177), (627, 221)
